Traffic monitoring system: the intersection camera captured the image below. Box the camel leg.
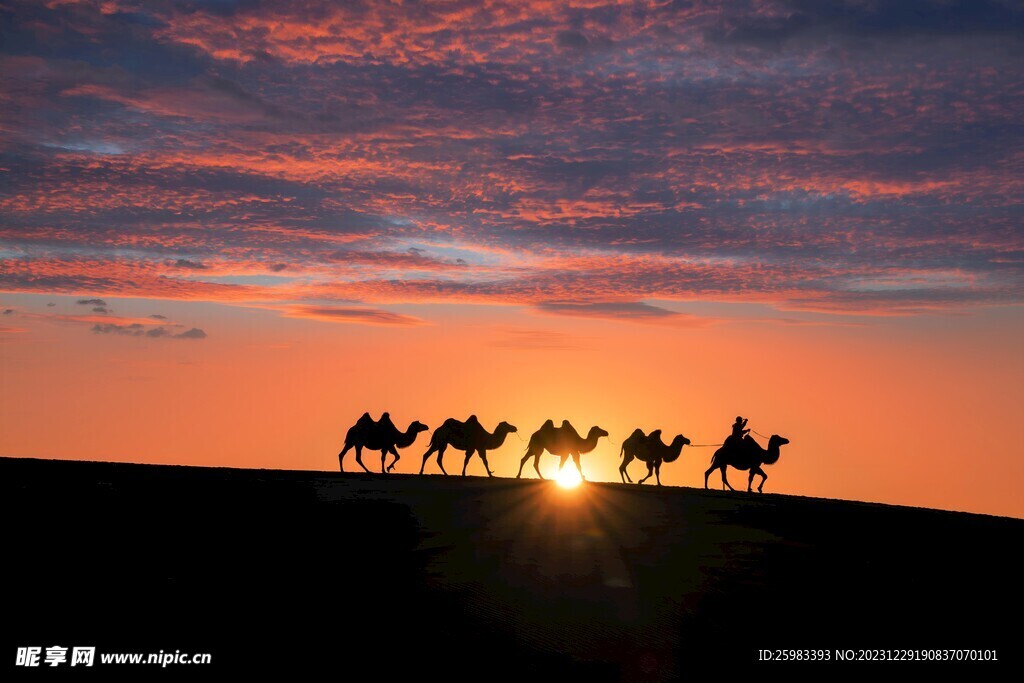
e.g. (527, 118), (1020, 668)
(533, 455), (544, 480)
(755, 467), (767, 493)
(720, 466), (734, 491)
(479, 450), (494, 477)
(704, 465), (714, 489)
(338, 443), (353, 472)
(386, 445), (400, 473)
(517, 449), (532, 478)
(655, 461), (662, 486)
(436, 445), (449, 475)
(380, 449), (388, 474)
(558, 454), (569, 470)
(419, 446), (436, 475)
(461, 449), (475, 476)
(354, 446), (370, 473)
(619, 455), (633, 483)
(639, 463), (653, 485)
(572, 453), (585, 481)
(747, 470), (756, 492)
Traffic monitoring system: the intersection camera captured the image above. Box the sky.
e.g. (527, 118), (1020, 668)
(1, 0), (1023, 517)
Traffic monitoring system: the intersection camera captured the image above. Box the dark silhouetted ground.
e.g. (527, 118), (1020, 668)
(2, 457), (1019, 678)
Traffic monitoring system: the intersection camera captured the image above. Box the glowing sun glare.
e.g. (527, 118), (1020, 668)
(556, 467), (582, 489)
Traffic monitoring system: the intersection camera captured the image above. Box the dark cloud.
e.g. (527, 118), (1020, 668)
(706, 0), (1024, 49)
(176, 327), (208, 339)
(268, 263), (288, 272)
(149, 314), (168, 320)
(76, 299), (107, 306)
(3, 309), (14, 315)
(556, 30), (589, 49)
(92, 323), (145, 335)
(92, 323), (208, 339)
(92, 306), (109, 314)
(172, 259), (208, 270)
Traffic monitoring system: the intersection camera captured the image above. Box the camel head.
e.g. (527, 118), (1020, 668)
(663, 434), (691, 462)
(496, 421), (518, 435)
(764, 435), (789, 465)
(671, 434), (691, 448)
(409, 421), (430, 435)
(588, 426), (610, 440)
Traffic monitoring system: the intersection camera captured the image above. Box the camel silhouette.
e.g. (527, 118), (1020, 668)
(619, 428), (691, 485)
(419, 415), (518, 477)
(338, 412), (429, 473)
(516, 420), (609, 481)
(704, 434), (790, 493)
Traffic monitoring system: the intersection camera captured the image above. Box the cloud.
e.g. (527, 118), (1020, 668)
(706, 0), (1024, 50)
(76, 299), (108, 307)
(91, 323), (147, 336)
(92, 306), (109, 314)
(149, 314), (168, 320)
(172, 259), (208, 270)
(556, 30), (590, 50)
(280, 305), (427, 327)
(0, 0), (1021, 319)
(2, 309), (13, 315)
(534, 302), (714, 326)
(176, 327), (208, 339)
(91, 323), (208, 339)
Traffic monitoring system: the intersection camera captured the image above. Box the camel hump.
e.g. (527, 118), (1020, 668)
(541, 419), (555, 431)
(559, 420), (581, 439)
(628, 428), (646, 439)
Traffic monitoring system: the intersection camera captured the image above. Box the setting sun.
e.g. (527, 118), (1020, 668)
(555, 467), (582, 489)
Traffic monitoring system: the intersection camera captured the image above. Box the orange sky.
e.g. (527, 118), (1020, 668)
(2, 295), (1022, 518)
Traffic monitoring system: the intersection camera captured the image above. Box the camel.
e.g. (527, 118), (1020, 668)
(704, 434), (790, 493)
(419, 415), (518, 477)
(338, 412), (429, 473)
(619, 428), (691, 485)
(516, 419), (609, 481)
